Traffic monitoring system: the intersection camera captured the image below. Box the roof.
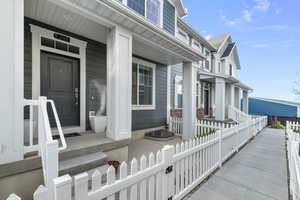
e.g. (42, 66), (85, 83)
(177, 18), (217, 51)
(209, 33), (230, 49)
(250, 97), (300, 107)
(222, 43), (235, 58)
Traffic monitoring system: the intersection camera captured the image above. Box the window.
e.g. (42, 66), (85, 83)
(163, 0), (175, 35)
(146, 0), (161, 25)
(128, 0), (145, 16)
(132, 58), (156, 110)
(229, 64), (233, 76)
(205, 60), (210, 70)
(174, 76), (183, 108)
(218, 62), (221, 73)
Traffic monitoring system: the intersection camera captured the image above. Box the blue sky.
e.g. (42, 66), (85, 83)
(182, 0), (300, 102)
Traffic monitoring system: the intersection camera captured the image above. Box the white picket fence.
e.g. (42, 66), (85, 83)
(169, 117), (234, 137)
(287, 121), (300, 200)
(7, 116), (267, 200)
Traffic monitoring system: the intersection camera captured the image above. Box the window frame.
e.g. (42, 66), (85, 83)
(174, 75), (183, 109)
(132, 57), (156, 110)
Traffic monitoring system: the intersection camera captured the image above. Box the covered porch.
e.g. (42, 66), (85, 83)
(1, 0), (204, 165)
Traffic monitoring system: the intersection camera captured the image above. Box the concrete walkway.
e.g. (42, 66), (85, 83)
(186, 128), (288, 200)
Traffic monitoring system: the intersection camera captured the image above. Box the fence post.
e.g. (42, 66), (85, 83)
(53, 175), (72, 200)
(161, 145), (175, 200)
(218, 129), (222, 168)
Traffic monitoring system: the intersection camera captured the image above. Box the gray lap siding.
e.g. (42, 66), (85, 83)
(132, 59), (168, 131)
(24, 17), (167, 131)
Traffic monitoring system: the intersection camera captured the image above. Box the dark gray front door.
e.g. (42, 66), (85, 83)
(41, 51), (80, 127)
(204, 89), (209, 115)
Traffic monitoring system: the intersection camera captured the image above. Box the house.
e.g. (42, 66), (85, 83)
(0, 0), (252, 198)
(248, 97), (300, 117)
(170, 31), (252, 123)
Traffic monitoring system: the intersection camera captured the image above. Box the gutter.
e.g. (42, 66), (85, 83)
(177, 18), (217, 51)
(98, 0), (206, 61)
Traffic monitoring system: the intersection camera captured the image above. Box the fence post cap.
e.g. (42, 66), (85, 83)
(53, 174), (72, 187)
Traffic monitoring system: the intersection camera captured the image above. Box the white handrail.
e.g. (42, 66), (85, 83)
(228, 105), (250, 123)
(46, 99), (67, 151)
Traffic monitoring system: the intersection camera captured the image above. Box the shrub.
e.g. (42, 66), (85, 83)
(270, 121), (285, 129)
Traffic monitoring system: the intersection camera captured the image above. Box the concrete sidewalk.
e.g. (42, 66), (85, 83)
(186, 128), (288, 200)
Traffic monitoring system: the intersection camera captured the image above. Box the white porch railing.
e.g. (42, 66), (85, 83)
(22, 96), (66, 200)
(228, 105), (251, 123)
(287, 121), (300, 200)
(8, 116), (267, 200)
(169, 117), (233, 137)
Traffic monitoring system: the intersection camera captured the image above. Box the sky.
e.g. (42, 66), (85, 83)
(182, 0), (300, 102)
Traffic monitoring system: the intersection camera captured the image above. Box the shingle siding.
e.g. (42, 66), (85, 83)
(163, 0), (175, 35)
(132, 61), (168, 130)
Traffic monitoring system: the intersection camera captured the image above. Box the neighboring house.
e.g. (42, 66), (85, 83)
(248, 97), (300, 117)
(171, 32), (251, 121)
(0, 0), (252, 198)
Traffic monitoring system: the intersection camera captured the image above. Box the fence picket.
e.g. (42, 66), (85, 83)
(33, 185), (48, 200)
(148, 153), (155, 200)
(119, 162), (127, 200)
(107, 166), (116, 200)
(92, 170), (102, 191)
(140, 155), (147, 200)
(74, 173), (88, 200)
(130, 159), (138, 200)
(7, 194), (21, 200)
(155, 151), (162, 200)
(53, 175), (72, 200)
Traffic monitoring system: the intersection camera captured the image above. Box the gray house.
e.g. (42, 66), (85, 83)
(0, 0), (251, 198)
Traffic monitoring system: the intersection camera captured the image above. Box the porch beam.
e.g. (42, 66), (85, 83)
(182, 62), (196, 139)
(106, 26), (132, 141)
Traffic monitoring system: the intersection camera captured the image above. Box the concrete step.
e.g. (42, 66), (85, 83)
(59, 152), (108, 176)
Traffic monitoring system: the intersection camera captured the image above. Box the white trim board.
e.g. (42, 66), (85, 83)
(30, 24), (87, 134)
(132, 57), (156, 110)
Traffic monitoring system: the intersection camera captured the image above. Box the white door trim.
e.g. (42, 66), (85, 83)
(30, 25), (87, 134)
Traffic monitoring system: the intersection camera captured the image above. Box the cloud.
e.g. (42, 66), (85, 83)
(205, 35), (212, 40)
(243, 10), (253, 22)
(255, 25), (289, 31)
(241, 39), (295, 49)
(219, 10), (240, 26)
(254, 0), (271, 12)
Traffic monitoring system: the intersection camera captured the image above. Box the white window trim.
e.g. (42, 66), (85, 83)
(30, 25), (87, 134)
(132, 57), (156, 110)
(174, 75), (183, 109)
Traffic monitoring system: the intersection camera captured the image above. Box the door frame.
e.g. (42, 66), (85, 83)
(30, 25), (87, 134)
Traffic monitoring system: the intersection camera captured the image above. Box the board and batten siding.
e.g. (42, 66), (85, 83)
(132, 60), (168, 131)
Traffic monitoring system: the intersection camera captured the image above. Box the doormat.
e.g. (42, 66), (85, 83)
(53, 132), (81, 140)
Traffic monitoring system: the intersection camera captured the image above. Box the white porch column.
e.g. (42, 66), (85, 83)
(242, 90), (249, 114)
(235, 87), (241, 110)
(106, 26), (132, 140)
(0, 0), (24, 164)
(182, 62), (196, 140)
(166, 65), (171, 124)
(229, 84), (235, 107)
(215, 78), (226, 120)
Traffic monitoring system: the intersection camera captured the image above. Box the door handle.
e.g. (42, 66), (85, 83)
(74, 88), (79, 105)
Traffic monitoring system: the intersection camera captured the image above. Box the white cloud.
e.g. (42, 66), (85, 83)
(219, 10), (240, 26)
(205, 35), (212, 40)
(254, 0), (271, 12)
(255, 25), (289, 31)
(243, 10), (253, 22)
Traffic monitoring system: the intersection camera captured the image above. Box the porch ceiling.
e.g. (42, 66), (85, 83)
(43, 0), (204, 65)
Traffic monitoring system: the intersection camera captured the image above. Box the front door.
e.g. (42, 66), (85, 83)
(41, 51), (80, 127)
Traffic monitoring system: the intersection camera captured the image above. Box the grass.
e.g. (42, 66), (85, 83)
(195, 130), (216, 138)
